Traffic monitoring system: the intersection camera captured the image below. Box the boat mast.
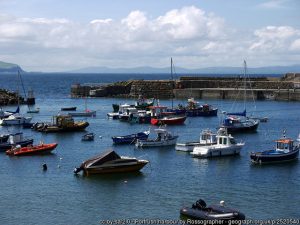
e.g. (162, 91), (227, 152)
(243, 60), (247, 112)
(171, 57), (174, 109)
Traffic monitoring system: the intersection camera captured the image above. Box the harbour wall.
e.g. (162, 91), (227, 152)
(70, 73), (300, 101)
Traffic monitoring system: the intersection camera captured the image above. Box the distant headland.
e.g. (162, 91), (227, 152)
(1, 60), (300, 74)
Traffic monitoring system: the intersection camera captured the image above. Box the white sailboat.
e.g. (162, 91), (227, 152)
(0, 71), (32, 125)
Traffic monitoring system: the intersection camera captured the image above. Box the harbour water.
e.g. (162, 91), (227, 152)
(0, 73), (300, 224)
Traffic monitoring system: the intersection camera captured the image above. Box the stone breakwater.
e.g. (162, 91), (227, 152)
(71, 73), (300, 101)
(0, 89), (25, 105)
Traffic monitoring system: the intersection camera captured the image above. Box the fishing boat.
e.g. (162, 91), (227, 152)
(150, 106), (186, 125)
(191, 128), (244, 158)
(135, 127), (178, 148)
(185, 98), (218, 117)
(0, 133), (33, 152)
(176, 129), (217, 152)
(0, 114), (32, 126)
(61, 107), (77, 111)
(134, 95), (155, 110)
(129, 110), (151, 124)
(33, 115), (89, 133)
(112, 130), (150, 144)
(74, 150), (149, 175)
(119, 107), (138, 121)
(180, 199), (245, 222)
(82, 133), (94, 141)
(6, 143), (58, 156)
(250, 132), (300, 164)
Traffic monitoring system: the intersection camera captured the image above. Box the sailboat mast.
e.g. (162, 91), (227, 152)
(243, 60), (247, 111)
(171, 57), (174, 109)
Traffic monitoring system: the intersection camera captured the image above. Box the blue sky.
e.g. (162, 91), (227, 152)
(0, 0), (300, 71)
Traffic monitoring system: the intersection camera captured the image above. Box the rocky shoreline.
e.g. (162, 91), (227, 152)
(0, 89), (25, 105)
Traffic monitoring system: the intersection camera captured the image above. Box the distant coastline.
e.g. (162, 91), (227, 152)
(1, 60), (300, 75)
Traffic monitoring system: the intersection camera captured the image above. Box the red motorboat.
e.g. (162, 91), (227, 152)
(6, 143), (58, 156)
(151, 116), (186, 125)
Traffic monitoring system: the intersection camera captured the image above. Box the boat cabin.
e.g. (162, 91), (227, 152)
(275, 139), (294, 152)
(8, 133), (24, 144)
(154, 128), (172, 141)
(199, 130), (217, 144)
(118, 104), (131, 114)
(149, 106), (168, 117)
(216, 128), (236, 146)
(54, 115), (75, 127)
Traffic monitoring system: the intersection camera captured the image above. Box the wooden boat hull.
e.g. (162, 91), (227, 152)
(250, 148), (299, 164)
(84, 162), (148, 175)
(151, 116), (186, 125)
(6, 143), (58, 156)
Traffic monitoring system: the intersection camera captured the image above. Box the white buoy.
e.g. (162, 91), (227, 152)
(220, 200), (225, 206)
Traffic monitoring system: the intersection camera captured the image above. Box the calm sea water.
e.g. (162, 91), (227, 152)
(0, 73), (299, 225)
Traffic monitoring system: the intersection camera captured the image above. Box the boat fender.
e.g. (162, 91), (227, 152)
(42, 163), (47, 171)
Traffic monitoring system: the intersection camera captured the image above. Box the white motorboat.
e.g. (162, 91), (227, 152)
(0, 114), (32, 126)
(135, 127), (178, 148)
(176, 129), (217, 152)
(191, 128), (244, 158)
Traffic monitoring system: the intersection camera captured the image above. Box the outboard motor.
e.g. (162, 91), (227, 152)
(74, 166), (83, 174)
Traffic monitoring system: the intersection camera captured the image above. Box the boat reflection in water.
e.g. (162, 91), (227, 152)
(74, 150), (149, 175)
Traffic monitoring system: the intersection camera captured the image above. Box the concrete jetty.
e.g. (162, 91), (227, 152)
(70, 73), (300, 101)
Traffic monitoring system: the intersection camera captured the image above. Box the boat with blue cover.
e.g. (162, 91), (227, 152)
(112, 130), (150, 144)
(250, 132), (299, 164)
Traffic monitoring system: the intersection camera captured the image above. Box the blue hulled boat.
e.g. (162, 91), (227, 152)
(250, 132), (299, 164)
(112, 130), (150, 144)
(221, 110), (259, 133)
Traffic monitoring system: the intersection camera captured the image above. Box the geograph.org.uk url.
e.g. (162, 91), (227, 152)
(99, 218), (300, 225)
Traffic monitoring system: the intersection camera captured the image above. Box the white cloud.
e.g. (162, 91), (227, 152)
(249, 26), (300, 52)
(258, 0), (289, 9)
(0, 6), (299, 71)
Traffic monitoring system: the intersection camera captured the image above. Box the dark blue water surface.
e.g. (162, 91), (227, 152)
(0, 73), (299, 225)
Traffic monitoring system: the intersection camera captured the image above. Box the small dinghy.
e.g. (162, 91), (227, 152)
(6, 143), (58, 156)
(112, 130), (150, 144)
(180, 199), (245, 223)
(82, 133), (94, 141)
(27, 108), (40, 113)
